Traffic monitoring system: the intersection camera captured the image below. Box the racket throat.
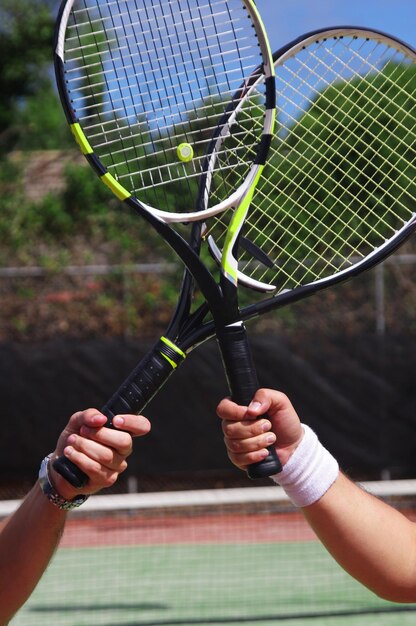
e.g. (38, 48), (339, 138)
(219, 273), (240, 321)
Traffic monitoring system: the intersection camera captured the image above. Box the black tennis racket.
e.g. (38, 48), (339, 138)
(54, 23), (416, 486)
(52, 0), (279, 486)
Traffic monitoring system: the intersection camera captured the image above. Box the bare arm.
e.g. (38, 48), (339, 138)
(217, 389), (416, 603)
(303, 472), (416, 602)
(0, 409), (150, 625)
(0, 484), (67, 626)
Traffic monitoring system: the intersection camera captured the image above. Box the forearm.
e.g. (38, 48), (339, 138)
(218, 393), (416, 603)
(302, 472), (416, 602)
(0, 484), (66, 625)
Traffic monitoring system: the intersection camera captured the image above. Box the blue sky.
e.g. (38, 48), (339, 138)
(255, 0), (416, 52)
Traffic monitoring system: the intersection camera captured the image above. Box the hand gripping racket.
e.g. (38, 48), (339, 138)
(52, 0), (280, 486)
(54, 23), (416, 487)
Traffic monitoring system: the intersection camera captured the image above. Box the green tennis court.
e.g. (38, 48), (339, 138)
(11, 540), (416, 626)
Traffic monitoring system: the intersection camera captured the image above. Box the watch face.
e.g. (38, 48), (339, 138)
(38, 456), (51, 489)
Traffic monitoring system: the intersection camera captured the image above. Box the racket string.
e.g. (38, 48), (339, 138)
(276, 50), (415, 191)
(62, 0), (267, 212)
(207, 32), (416, 292)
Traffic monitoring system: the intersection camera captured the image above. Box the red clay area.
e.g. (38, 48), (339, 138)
(60, 512), (317, 548)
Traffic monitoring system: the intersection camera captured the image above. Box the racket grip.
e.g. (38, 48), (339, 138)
(52, 457), (87, 489)
(52, 338), (185, 488)
(217, 324), (282, 479)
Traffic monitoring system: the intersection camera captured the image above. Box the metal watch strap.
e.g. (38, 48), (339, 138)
(38, 454), (89, 510)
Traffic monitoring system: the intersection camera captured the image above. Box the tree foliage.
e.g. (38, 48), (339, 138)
(0, 0), (70, 152)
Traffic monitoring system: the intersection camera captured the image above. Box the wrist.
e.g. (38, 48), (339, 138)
(38, 455), (89, 510)
(271, 424), (339, 507)
(277, 429), (305, 466)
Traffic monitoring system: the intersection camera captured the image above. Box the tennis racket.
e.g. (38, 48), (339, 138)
(54, 24), (416, 486)
(52, 0), (279, 486)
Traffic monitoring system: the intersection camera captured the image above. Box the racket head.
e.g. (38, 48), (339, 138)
(205, 26), (416, 296)
(54, 0), (275, 223)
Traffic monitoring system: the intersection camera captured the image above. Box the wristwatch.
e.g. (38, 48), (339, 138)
(38, 454), (89, 510)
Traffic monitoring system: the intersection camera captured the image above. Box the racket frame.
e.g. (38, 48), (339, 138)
(52, 0), (279, 485)
(54, 0), (275, 223)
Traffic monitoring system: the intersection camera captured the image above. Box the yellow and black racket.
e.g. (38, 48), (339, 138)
(52, 0), (279, 486)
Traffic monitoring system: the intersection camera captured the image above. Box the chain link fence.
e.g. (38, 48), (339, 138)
(0, 250), (415, 342)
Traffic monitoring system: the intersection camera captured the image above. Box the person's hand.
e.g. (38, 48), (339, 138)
(217, 389), (304, 471)
(49, 410), (151, 499)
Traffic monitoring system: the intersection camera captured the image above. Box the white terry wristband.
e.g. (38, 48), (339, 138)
(271, 424), (339, 508)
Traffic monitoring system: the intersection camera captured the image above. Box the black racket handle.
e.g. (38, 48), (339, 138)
(217, 324), (282, 479)
(52, 338), (185, 488)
